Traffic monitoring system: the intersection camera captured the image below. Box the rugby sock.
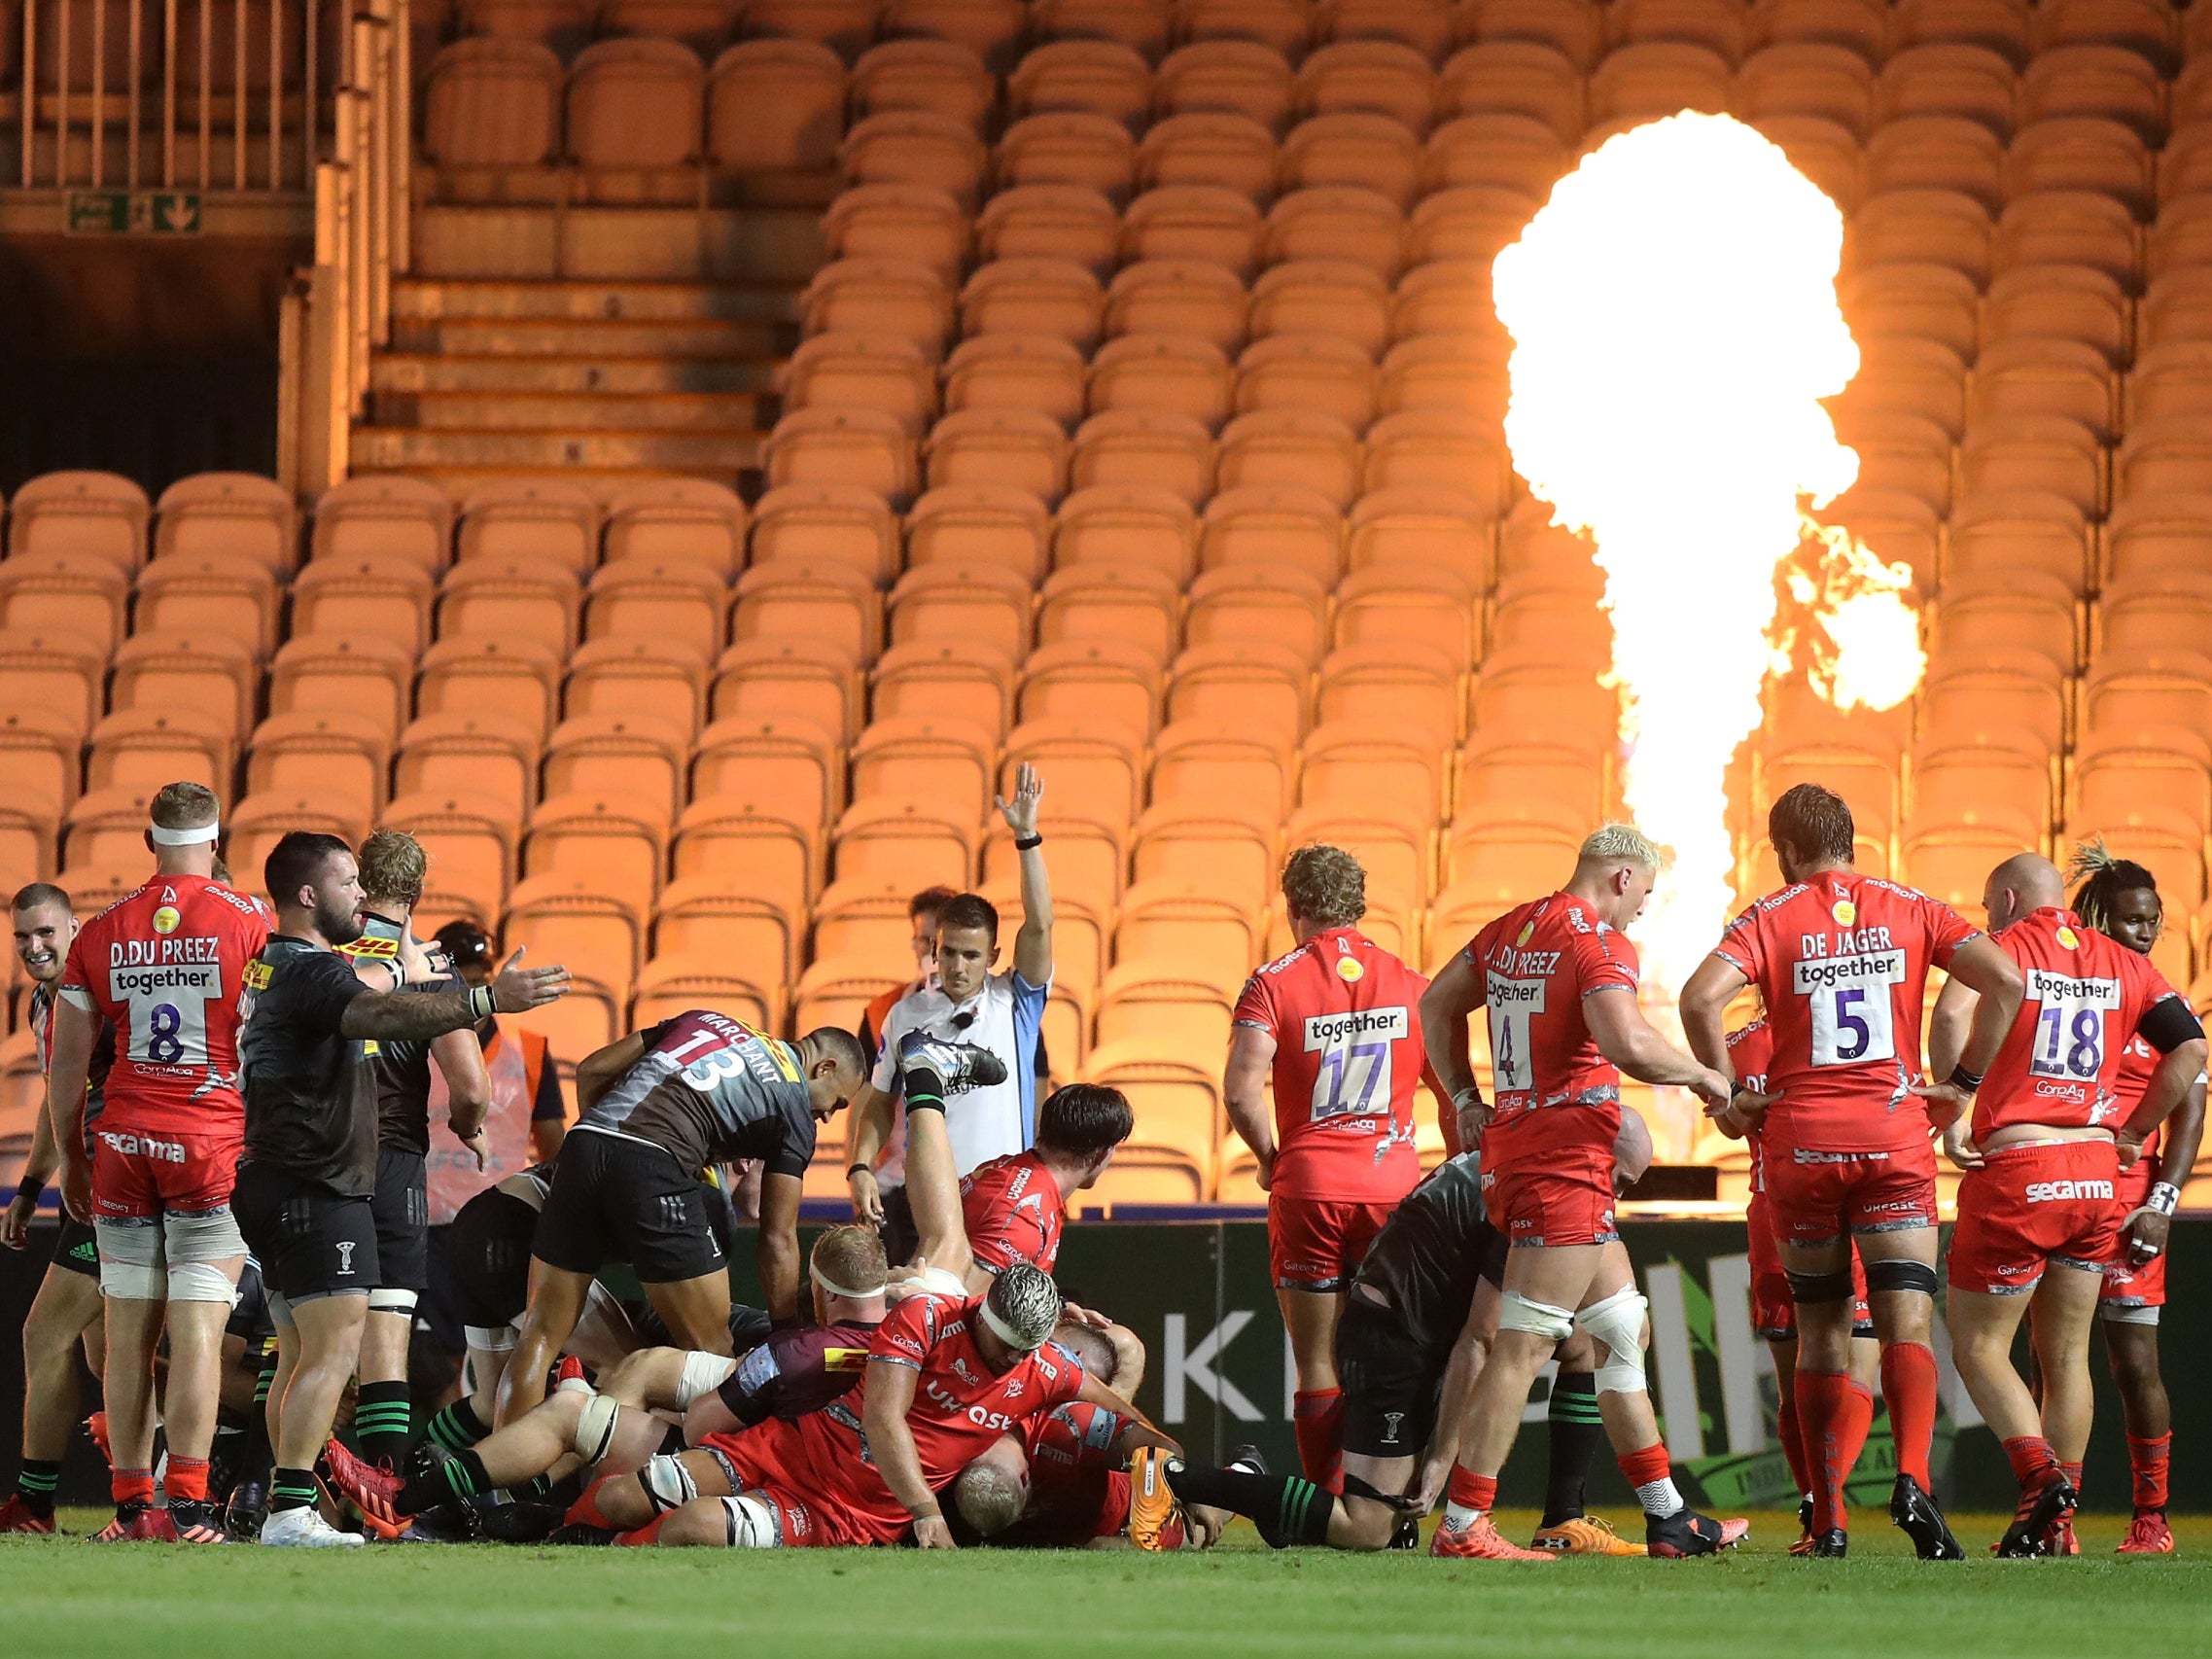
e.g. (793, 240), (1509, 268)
(238, 1349), (277, 1487)
(354, 1382), (412, 1470)
(1442, 1466), (1496, 1531)
(615, 1513), (668, 1547)
(2060, 1461), (2083, 1493)
(2128, 1433), (2171, 1512)
(564, 1477), (619, 1531)
(269, 1466), (320, 1515)
(111, 1466), (154, 1508)
(1291, 1389), (1345, 1493)
(1774, 1386), (1812, 1505)
(1541, 1370), (1604, 1528)
(424, 1397), (490, 1453)
(16, 1459), (60, 1520)
(1795, 1369), (1851, 1534)
(400, 1447), (488, 1513)
(164, 1455), (210, 1504)
(1617, 1442), (1684, 1521)
(2001, 1435), (2059, 1492)
(1163, 1462), (1335, 1547)
(1835, 1380), (1875, 1500)
(1879, 1341), (1939, 1490)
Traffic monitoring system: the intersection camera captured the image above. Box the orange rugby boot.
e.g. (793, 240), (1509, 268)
(1531, 1515), (1647, 1556)
(1431, 1515), (1553, 1561)
(2118, 1512), (2175, 1556)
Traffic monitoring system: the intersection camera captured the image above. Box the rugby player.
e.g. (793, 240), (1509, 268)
(2068, 843), (2202, 1554)
(334, 830), (494, 1473)
(46, 784), (271, 1542)
(1715, 1018), (1881, 1554)
(233, 831), (569, 1546)
(1225, 845), (1430, 1492)
(494, 1012), (872, 1426)
(1129, 1113), (1654, 1558)
(1930, 853), (2205, 1558)
(0, 884), (111, 1534)
(848, 764), (1053, 1278)
(1680, 784), (2024, 1559)
(1419, 824), (1742, 1560)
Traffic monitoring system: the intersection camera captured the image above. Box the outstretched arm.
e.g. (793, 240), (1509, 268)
(1585, 990), (1730, 1106)
(341, 950), (568, 1041)
(1001, 763), (1053, 987)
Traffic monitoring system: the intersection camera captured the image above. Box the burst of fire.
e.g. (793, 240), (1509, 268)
(1492, 111), (1923, 1005)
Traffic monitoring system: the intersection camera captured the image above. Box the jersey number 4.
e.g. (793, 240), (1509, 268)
(1484, 976), (1546, 1093)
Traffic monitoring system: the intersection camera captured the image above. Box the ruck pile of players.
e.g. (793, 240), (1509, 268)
(0, 772), (2195, 1560)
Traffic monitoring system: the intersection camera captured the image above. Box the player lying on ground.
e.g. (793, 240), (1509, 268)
(1931, 853), (2205, 1558)
(1713, 1017), (1881, 1555)
(1417, 824), (1745, 1560)
(1682, 783), (2024, 1560)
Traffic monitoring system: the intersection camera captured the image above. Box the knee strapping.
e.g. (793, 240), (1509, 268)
(166, 1262), (236, 1304)
(95, 1218), (162, 1299)
(1865, 1258), (1939, 1297)
(1497, 1291), (1576, 1342)
(720, 1493), (781, 1548)
(369, 1288), (419, 1315)
(162, 1208), (244, 1266)
(1575, 1287), (1650, 1394)
(640, 1454), (697, 1515)
(675, 1351), (737, 1410)
(574, 1393), (621, 1465)
(1787, 1267), (1855, 1304)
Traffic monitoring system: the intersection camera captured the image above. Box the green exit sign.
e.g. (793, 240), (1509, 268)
(65, 191), (201, 234)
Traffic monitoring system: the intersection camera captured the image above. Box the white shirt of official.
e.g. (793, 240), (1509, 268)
(869, 969), (1047, 1182)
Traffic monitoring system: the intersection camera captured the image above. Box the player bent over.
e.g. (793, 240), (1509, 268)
(1931, 854), (2205, 1557)
(1415, 825), (1743, 1559)
(2069, 844), (2202, 1554)
(1682, 785), (2024, 1559)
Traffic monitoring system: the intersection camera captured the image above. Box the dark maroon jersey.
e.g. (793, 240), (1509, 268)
(713, 1317), (883, 1427)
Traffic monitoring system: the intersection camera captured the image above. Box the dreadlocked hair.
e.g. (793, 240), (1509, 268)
(2068, 837), (2160, 935)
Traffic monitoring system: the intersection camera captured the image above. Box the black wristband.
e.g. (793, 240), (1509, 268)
(1014, 832), (1044, 851)
(847, 1161), (872, 1179)
(1947, 1063), (1984, 1093)
(13, 1175), (42, 1208)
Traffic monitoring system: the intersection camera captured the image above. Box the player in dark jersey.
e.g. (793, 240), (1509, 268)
(495, 1012), (872, 1427)
(331, 1226), (894, 1537)
(334, 830), (495, 1474)
(233, 831), (570, 1548)
(0, 883), (114, 1533)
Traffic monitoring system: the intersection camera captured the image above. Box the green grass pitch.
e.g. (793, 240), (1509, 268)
(3, 1509), (2204, 1658)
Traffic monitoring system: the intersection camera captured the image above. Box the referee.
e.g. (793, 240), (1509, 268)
(234, 831), (570, 1548)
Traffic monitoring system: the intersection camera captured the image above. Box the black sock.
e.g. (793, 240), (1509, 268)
(239, 1351), (277, 1488)
(1541, 1370), (1604, 1528)
(1165, 1462), (1335, 1548)
(354, 1380), (412, 1469)
(544, 1468), (587, 1509)
(422, 1396), (490, 1454)
(515, 1472), (556, 1501)
(400, 1447), (487, 1513)
(270, 1466), (319, 1514)
(16, 1457), (60, 1518)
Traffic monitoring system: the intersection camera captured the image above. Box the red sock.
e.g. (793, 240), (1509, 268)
(1292, 1388), (1346, 1494)
(1795, 1369), (1851, 1534)
(2060, 1461), (2083, 1492)
(1616, 1440), (1672, 1493)
(1880, 1342), (1939, 1490)
(1446, 1466), (1497, 1516)
(164, 1456), (210, 1503)
(614, 1513), (667, 1547)
(1776, 1385), (1812, 1500)
(2128, 1433), (2172, 1512)
(564, 1476), (619, 1531)
(2002, 1434), (2058, 1492)
(1835, 1380), (1875, 1493)
(111, 1467), (154, 1506)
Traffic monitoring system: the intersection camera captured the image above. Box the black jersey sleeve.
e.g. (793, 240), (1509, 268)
(290, 947), (371, 1034)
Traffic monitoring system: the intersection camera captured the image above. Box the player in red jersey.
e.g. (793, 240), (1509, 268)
(45, 783), (273, 1542)
(1716, 1018), (1879, 1554)
(1226, 845), (1432, 1492)
(1681, 784), (2023, 1560)
(1421, 825), (1744, 1561)
(2065, 844), (2204, 1554)
(958, 1083), (1134, 1280)
(1929, 853), (2206, 1558)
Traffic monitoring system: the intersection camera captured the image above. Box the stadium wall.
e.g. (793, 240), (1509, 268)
(0, 1219), (2194, 1514)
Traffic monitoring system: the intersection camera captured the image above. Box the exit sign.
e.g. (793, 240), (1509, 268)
(65, 191), (201, 234)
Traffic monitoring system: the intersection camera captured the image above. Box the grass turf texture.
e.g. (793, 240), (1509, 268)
(3, 1509), (2205, 1659)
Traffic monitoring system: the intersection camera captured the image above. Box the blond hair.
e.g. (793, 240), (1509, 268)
(1579, 823), (1665, 869)
(811, 1224), (889, 1296)
(151, 781), (219, 831)
(357, 829), (429, 908)
(1281, 844), (1366, 929)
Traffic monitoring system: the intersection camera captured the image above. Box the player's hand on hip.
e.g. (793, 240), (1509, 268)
(1686, 1067), (1733, 1111)
(2124, 1207), (2170, 1265)
(59, 1153), (92, 1225)
(912, 1514), (958, 1550)
(2115, 1131), (2144, 1171)
(1, 1190), (33, 1250)
(1908, 1078), (1969, 1133)
(849, 1165), (883, 1226)
(1941, 1119), (1983, 1171)
(491, 947), (571, 1012)
(996, 761), (1043, 836)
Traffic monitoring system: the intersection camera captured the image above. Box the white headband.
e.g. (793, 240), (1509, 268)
(812, 1261), (885, 1301)
(979, 1297), (1046, 1353)
(148, 821), (219, 847)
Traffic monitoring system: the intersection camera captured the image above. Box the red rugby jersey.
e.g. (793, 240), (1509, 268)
(960, 1149), (1065, 1274)
(58, 874), (271, 1133)
(1709, 872), (1978, 1153)
(1974, 907), (2180, 1140)
(1231, 926), (1428, 1203)
(2112, 1031), (2160, 1166)
(1462, 891), (1639, 1178)
(1727, 1019), (1776, 1193)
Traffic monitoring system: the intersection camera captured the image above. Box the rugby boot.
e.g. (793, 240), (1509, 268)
(0, 1494), (55, 1535)
(1228, 1444), (1268, 1474)
(2118, 1511), (2175, 1555)
(1430, 1515), (1553, 1561)
(223, 1479), (267, 1542)
(1533, 1515), (1648, 1556)
(1388, 1514), (1421, 1550)
(1646, 1509), (1749, 1558)
(1995, 1471), (2077, 1560)
(545, 1523), (618, 1546)
(897, 1030), (1008, 1098)
(85, 1411), (112, 1469)
(167, 1498), (228, 1543)
(1892, 1473), (1967, 1561)
(90, 1500), (176, 1542)
(259, 1505), (364, 1548)
(1810, 1529), (1848, 1558)
(323, 1436), (409, 1539)
(2046, 1516), (2079, 1557)
(1125, 1445), (1185, 1552)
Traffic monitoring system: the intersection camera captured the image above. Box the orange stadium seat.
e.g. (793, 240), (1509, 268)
(712, 637), (864, 745)
(455, 483), (600, 577)
(1866, 114), (2004, 204)
(437, 558), (583, 656)
(1848, 188), (1992, 285)
(502, 876), (639, 1052)
(1934, 575), (2081, 677)
(1317, 0), (1451, 55)
(1200, 485), (1346, 585)
(885, 561), (1035, 661)
(1119, 186), (1268, 278)
(1470, 663), (1619, 758)
(905, 486), (1051, 583)
(1165, 640), (1309, 743)
(632, 953), (784, 1037)
(1614, 0), (1751, 60)
(2073, 730), (2212, 843)
(960, 257), (1106, 346)
(414, 636), (564, 743)
(850, 717), (996, 821)
(565, 40), (708, 202)
(1154, 37), (1298, 125)
(1010, 39), (1154, 126)
(740, 0), (878, 59)
(1736, 43), (1878, 136)
(793, 951), (903, 1046)
(245, 713), (394, 827)
(108, 631), (258, 745)
(154, 473), (298, 575)
(1843, 335), (1966, 438)
(802, 260), (955, 356)
(395, 714), (543, 828)
(1282, 113), (1423, 207)
(1438, 40), (1586, 137)
(523, 793), (669, 915)
(602, 0), (737, 54)
(310, 477), (455, 574)
(782, 333), (939, 431)
(580, 560), (730, 662)
(64, 789), (162, 874)
(1130, 803), (1280, 902)
(1000, 717), (1145, 830)
(762, 408), (920, 499)
(289, 554), (438, 659)
(1957, 415), (2105, 516)
(1052, 486), (1200, 582)
(1183, 565), (1329, 663)
(1264, 185), (1407, 276)
(1911, 742), (2053, 848)
(1840, 262), (1979, 360)
(1069, 410), (1218, 504)
(1590, 41), (1734, 123)
(838, 110), (987, 206)
(1335, 566), (1481, 672)
(1300, 715), (1446, 824)
(81, 710), (227, 797)
(564, 640), (711, 742)
(692, 713), (845, 827)
(708, 40), (848, 174)
(1918, 653), (2069, 761)
(1456, 0), (1605, 69)
(1215, 410), (1363, 506)
(1035, 565), (1184, 661)
(2126, 342), (2212, 426)
(1233, 335), (1379, 428)
(1347, 486), (1494, 587)
(0, 637), (96, 740)
(1105, 261), (1249, 353)
(1423, 110), (1572, 196)
(748, 485), (899, 587)
(1079, 1045), (1218, 1202)
(1747, 0), (1887, 59)
(830, 796), (978, 888)
(850, 38), (996, 131)
(1457, 738), (1609, 830)
(421, 39), (566, 199)
(1442, 814), (1585, 903)
(1089, 335), (1237, 427)
(463, 0), (595, 51)
(8, 471), (150, 575)
(977, 186), (1121, 272)
(1317, 643), (1461, 747)
(2098, 582), (2212, 660)
(0, 551), (127, 663)
(1984, 265), (2129, 365)
(1152, 718), (1293, 823)
(1248, 260), (1388, 354)
(1095, 968), (1235, 1060)
(942, 333), (1091, 425)
(1995, 189), (2142, 288)
(1137, 113), (1281, 201)
(1390, 258), (1498, 342)
(1969, 338), (2117, 439)
(1297, 38), (1437, 125)
(2118, 416), (2212, 502)
(542, 718), (688, 826)
(1016, 640), (1164, 743)
(2035, 0), (2178, 62)
(2083, 653), (2212, 737)
(1877, 42), (2019, 136)
(672, 794), (822, 908)
(653, 877), (799, 991)
(826, 184), (972, 278)
(1409, 184), (1541, 266)
(599, 480), (747, 578)
(995, 112), (1139, 201)
(0, 711), (88, 818)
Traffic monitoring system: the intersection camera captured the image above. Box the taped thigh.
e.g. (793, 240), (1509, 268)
(161, 1206), (245, 1266)
(95, 1217), (165, 1299)
(1496, 1291), (1575, 1341)
(166, 1262), (237, 1304)
(369, 1288), (420, 1315)
(676, 1351), (738, 1409)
